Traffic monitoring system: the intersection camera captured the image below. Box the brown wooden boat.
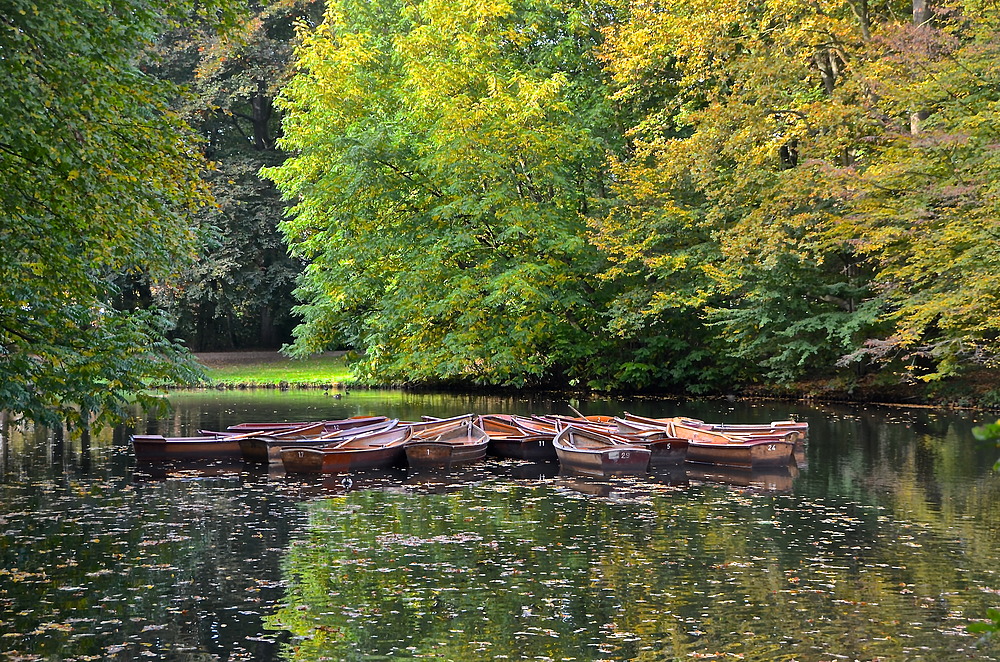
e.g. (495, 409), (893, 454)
(279, 426), (412, 474)
(542, 415), (688, 467)
(552, 424), (651, 476)
(132, 435), (244, 462)
(404, 418), (489, 469)
(479, 414), (557, 462)
(223, 415), (389, 434)
(611, 417), (688, 466)
(240, 419), (401, 464)
(634, 414), (807, 442)
(132, 422), (326, 462)
(506, 415), (560, 437)
(621, 414), (796, 467)
(404, 413), (475, 432)
(685, 437), (796, 467)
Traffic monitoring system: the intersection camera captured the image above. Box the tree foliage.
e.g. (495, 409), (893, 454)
(597, 0), (1000, 384)
(145, 0), (321, 351)
(266, 0), (1000, 391)
(0, 0), (233, 426)
(267, 0), (634, 387)
(12, 0), (994, 408)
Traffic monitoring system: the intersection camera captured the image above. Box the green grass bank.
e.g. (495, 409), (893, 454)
(195, 351), (353, 388)
(191, 351), (1000, 410)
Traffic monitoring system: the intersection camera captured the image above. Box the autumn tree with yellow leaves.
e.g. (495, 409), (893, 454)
(271, 0), (1000, 391)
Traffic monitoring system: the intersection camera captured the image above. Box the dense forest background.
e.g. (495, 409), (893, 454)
(2, 0), (999, 425)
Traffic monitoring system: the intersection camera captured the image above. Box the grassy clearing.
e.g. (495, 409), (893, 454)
(194, 351), (354, 387)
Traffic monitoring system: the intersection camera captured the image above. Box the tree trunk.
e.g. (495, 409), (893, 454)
(251, 82), (274, 151)
(910, 0), (932, 134)
(260, 304), (276, 348)
(848, 0), (872, 42)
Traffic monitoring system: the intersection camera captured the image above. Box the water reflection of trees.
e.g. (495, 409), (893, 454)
(2, 397), (998, 660)
(270, 475), (1000, 661)
(0, 467), (300, 661)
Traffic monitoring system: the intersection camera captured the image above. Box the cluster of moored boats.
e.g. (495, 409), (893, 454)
(131, 412), (807, 476)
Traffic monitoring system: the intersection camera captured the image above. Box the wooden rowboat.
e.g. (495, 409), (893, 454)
(279, 426), (412, 474)
(541, 415), (688, 467)
(132, 422), (326, 462)
(224, 415), (389, 433)
(405, 418), (489, 469)
(611, 417), (688, 466)
(240, 419), (401, 465)
(132, 435), (244, 462)
(634, 414), (807, 442)
(621, 414), (795, 468)
(552, 425), (651, 476)
(685, 437), (796, 468)
(479, 414), (557, 462)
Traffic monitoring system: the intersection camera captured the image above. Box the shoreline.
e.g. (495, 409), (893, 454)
(190, 351), (1000, 413)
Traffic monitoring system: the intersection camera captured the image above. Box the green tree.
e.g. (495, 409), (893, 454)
(841, 1), (1000, 380)
(146, 0), (322, 350)
(267, 0), (629, 388)
(0, 0), (233, 427)
(598, 0), (1000, 385)
(597, 0), (892, 384)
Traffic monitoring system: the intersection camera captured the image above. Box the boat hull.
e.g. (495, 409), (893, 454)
(555, 445), (651, 476)
(553, 426), (651, 476)
(488, 436), (557, 462)
(132, 436), (242, 462)
(405, 441), (489, 468)
(686, 439), (795, 467)
(240, 436), (339, 464)
(642, 438), (689, 466)
(241, 420), (401, 464)
(404, 419), (489, 469)
(226, 416), (388, 433)
(280, 445), (407, 474)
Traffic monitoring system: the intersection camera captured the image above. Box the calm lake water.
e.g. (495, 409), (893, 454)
(1, 390), (999, 661)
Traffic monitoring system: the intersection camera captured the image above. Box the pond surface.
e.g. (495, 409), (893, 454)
(1, 390), (999, 661)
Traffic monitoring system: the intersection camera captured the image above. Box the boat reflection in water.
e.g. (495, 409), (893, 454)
(554, 472), (673, 502)
(493, 461), (560, 481)
(131, 459), (246, 482)
(278, 468), (410, 500)
(685, 460), (800, 492)
(646, 463), (690, 487)
(132, 455), (801, 494)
